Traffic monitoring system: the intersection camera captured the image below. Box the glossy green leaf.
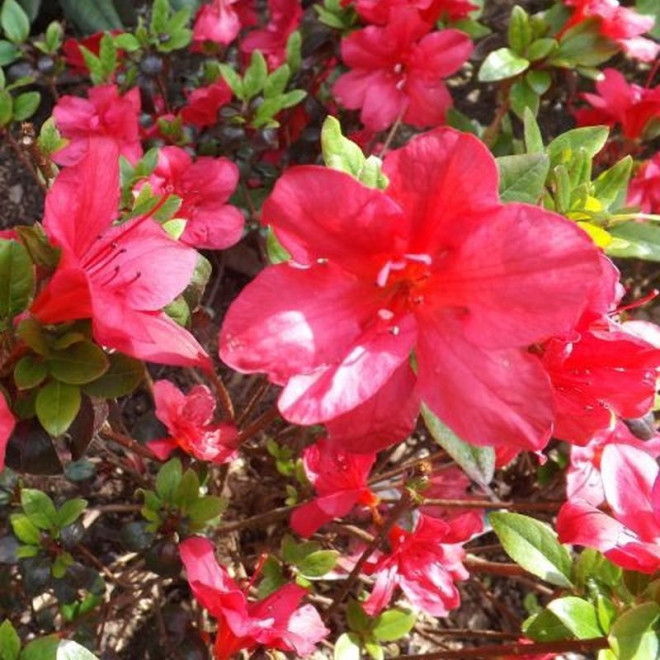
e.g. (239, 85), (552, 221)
(81, 353), (143, 398)
(297, 550), (338, 579)
(592, 156), (632, 209)
(478, 47), (529, 81)
(10, 513), (41, 545)
(0, 39), (19, 64)
(334, 633), (361, 660)
(608, 603), (660, 660)
(0, 240), (35, 326)
(243, 50), (267, 98)
(35, 381), (81, 436)
(48, 341), (110, 385)
(0, 619), (20, 660)
(489, 512), (573, 587)
(187, 496), (227, 524)
(1, 0), (30, 43)
(547, 597), (602, 639)
(14, 356), (47, 390)
(497, 153), (549, 203)
(12, 90), (39, 121)
(21, 488), (57, 529)
(523, 608), (572, 642)
(607, 222), (660, 261)
(547, 126), (608, 166)
(507, 6), (532, 54)
(19, 635), (59, 660)
(155, 458), (182, 502)
(422, 404), (494, 487)
(372, 608), (416, 642)
(56, 498), (87, 529)
(56, 640), (100, 660)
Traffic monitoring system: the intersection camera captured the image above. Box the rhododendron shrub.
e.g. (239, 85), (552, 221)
(2, 0), (660, 657)
(220, 127), (603, 454)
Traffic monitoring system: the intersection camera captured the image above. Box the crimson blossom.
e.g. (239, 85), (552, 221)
(53, 84), (142, 166)
(574, 68), (660, 140)
(31, 138), (211, 370)
(143, 146), (244, 250)
(290, 438), (377, 537)
(557, 444), (660, 573)
(344, 0), (477, 25)
(148, 381), (238, 464)
(0, 394), (15, 471)
(561, 0), (659, 62)
(628, 153), (660, 214)
(362, 513), (481, 616)
(332, 9), (473, 131)
(179, 537), (328, 659)
(220, 127), (603, 454)
(192, 0), (256, 46)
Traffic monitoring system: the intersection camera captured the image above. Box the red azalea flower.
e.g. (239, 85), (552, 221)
(148, 380), (238, 464)
(241, 0), (303, 69)
(566, 421), (660, 506)
(220, 127), (602, 454)
(180, 80), (232, 128)
(539, 262), (660, 445)
(362, 513), (481, 616)
(143, 146), (244, 250)
(193, 0), (256, 45)
(333, 9), (472, 131)
(350, 0), (477, 25)
(558, 444), (660, 573)
(62, 31), (122, 74)
(31, 138), (211, 370)
(53, 85), (142, 166)
(421, 466), (485, 528)
(628, 153), (660, 214)
(0, 394), (15, 471)
(561, 0), (659, 62)
(574, 68), (660, 140)
(290, 438), (377, 537)
(179, 537), (329, 659)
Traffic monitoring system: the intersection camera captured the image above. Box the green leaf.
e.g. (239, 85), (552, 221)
(365, 642), (384, 660)
(56, 640), (100, 660)
(347, 599), (371, 633)
(218, 63), (244, 100)
(113, 32), (139, 51)
(509, 78), (539, 118)
(173, 469), (199, 508)
(264, 64), (290, 98)
(597, 596), (617, 633)
(523, 608), (573, 642)
(547, 126), (608, 166)
(607, 221), (660, 261)
(608, 603), (660, 660)
(507, 6), (532, 54)
(186, 496), (227, 524)
(150, 0), (169, 34)
(372, 608), (416, 642)
(56, 498), (87, 529)
(155, 458), (182, 502)
(636, 0), (660, 38)
(19, 635), (59, 660)
(322, 115), (366, 176)
(0, 619), (20, 660)
(1, 0), (30, 43)
(297, 550), (338, 579)
(285, 30), (301, 72)
(422, 404), (494, 487)
(527, 37), (557, 61)
(12, 91), (39, 121)
(81, 353), (143, 398)
(10, 513), (41, 545)
(58, 0), (123, 34)
(0, 89), (11, 126)
(497, 153), (549, 203)
(35, 381), (81, 437)
(489, 512), (573, 587)
(525, 70), (551, 95)
(592, 156), (632, 210)
(0, 240), (34, 326)
(243, 50), (268, 99)
(47, 341), (110, 386)
(98, 32), (117, 78)
(478, 47), (529, 81)
(552, 18), (618, 67)
(21, 488), (57, 529)
(547, 597), (602, 639)
(265, 227), (291, 264)
(14, 356), (47, 390)
(523, 106), (544, 154)
(0, 39), (20, 64)
(334, 633), (361, 660)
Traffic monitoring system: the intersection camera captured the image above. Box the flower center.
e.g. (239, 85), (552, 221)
(376, 253), (433, 307)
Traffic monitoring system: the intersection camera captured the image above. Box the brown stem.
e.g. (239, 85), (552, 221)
(19, 122), (57, 183)
(100, 428), (156, 460)
(368, 451), (448, 486)
(464, 555), (529, 577)
(396, 637), (610, 659)
(207, 369), (235, 421)
(237, 405), (279, 443)
(2, 128), (47, 193)
(378, 108), (405, 158)
(419, 627), (520, 641)
(214, 503), (298, 534)
(325, 489), (414, 619)
(236, 376), (270, 426)
(482, 81), (512, 148)
(422, 498), (562, 512)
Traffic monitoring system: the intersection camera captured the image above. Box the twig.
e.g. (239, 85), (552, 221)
(100, 428), (157, 460)
(214, 503), (299, 534)
(237, 405), (279, 443)
(422, 498), (562, 512)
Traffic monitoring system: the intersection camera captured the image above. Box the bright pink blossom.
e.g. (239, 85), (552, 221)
(348, 0), (477, 25)
(561, 0), (659, 61)
(53, 85), (142, 166)
(0, 394), (15, 471)
(180, 80), (232, 128)
(31, 138), (211, 370)
(179, 537), (329, 659)
(363, 513), (481, 616)
(421, 466), (484, 529)
(290, 438), (377, 537)
(149, 381), (238, 463)
(539, 263), (660, 445)
(143, 146), (244, 250)
(241, 0), (302, 68)
(333, 10), (472, 131)
(220, 127), (603, 454)
(557, 444), (660, 573)
(628, 153), (660, 214)
(193, 0), (256, 45)
(574, 68), (660, 140)
(567, 421), (660, 506)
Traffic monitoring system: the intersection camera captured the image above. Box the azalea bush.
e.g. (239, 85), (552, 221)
(0, 0), (659, 657)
